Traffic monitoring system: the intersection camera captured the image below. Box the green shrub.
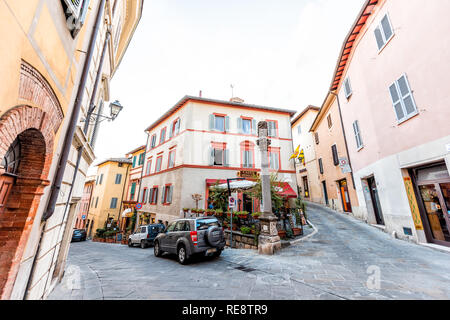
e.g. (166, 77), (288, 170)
(240, 226), (251, 234)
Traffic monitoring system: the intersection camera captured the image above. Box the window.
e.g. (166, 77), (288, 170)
(314, 132), (319, 145)
(162, 185), (173, 204)
(150, 187), (159, 204)
(242, 119), (251, 134)
(267, 121), (277, 137)
(237, 117), (256, 135)
(209, 143), (229, 167)
(155, 156), (163, 172)
(146, 159), (152, 175)
(115, 174), (122, 184)
(160, 127), (166, 144)
(168, 150), (175, 169)
(132, 156), (137, 168)
(243, 150), (253, 168)
(95, 197), (99, 208)
(110, 197), (118, 209)
(318, 158), (324, 174)
(118, 163), (123, 167)
(344, 77), (352, 99)
(297, 125), (302, 135)
(374, 14), (394, 51)
(353, 120), (363, 150)
(170, 118), (181, 138)
(389, 74), (418, 123)
(214, 149), (224, 166)
(99, 174), (104, 185)
(166, 221), (176, 232)
(209, 114), (229, 132)
(130, 182), (136, 200)
(331, 145), (339, 166)
(138, 153), (145, 166)
(150, 134), (157, 149)
(327, 114), (332, 129)
(141, 188), (148, 203)
(269, 151), (280, 170)
(61, 0), (89, 37)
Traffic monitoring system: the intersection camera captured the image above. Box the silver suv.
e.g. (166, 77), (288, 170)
(153, 217), (226, 264)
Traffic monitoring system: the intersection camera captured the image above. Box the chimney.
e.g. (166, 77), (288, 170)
(230, 97), (244, 103)
(199, 90), (202, 98)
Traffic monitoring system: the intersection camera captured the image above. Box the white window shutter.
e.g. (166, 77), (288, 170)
(381, 15), (393, 41)
(169, 122), (173, 138)
(374, 26), (384, 50)
(224, 149), (230, 167)
(225, 116), (230, 132)
(209, 114), (215, 130)
(162, 186), (166, 203)
(252, 119), (257, 135)
(389, 82), (404, 121)
(249, 151), (253, 167)
(167, 186), (173, 204)
(344, 78), (352, 98)
(208, 147), (215, 166)
(237, 118), (243, 134)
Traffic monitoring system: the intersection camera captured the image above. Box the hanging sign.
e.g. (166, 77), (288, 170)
(228, 194), (237, 210)
(237, 171), (260, 179)
(339, 157), (352, 174)
(135, 203), (142, 210)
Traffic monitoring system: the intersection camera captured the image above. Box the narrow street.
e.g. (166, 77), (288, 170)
(48, 204), (450, 300)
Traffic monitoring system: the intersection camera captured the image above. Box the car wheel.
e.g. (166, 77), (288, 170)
(213, 249), (222, 258)
(140, 240), (147, 249)
(128, 239), (133, 247)
(177, 245), (189, 265)
(154, 241), (163, 257)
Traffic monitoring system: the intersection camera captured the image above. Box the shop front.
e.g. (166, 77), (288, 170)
(411, 162), (450, 247)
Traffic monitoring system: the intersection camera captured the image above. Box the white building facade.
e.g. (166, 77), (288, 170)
(138, 96), (299, 225)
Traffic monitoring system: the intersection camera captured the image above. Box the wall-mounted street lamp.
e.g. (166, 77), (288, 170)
(82, 100), (124, 125)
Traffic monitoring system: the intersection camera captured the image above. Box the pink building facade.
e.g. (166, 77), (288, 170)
(333, 0), (450, 247)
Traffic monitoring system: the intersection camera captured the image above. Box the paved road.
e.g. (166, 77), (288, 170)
(48, 204), (450, 300)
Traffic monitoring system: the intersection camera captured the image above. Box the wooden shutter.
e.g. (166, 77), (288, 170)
(389, 75), (417, 122)
(161, 186), (166, 203)
(252, 119), (257, 135)
(237, 118), (243, 134)
(344, 78), (352, 98)
(332, 145), (339, 166)
(169, 122), (173, 138)
(374, 26), (384, 50)
(209, 147), (215, 166)
(353, 121), (363, 149)
(314, 132), (319, 145)
(381, 15), (393, 41)
(167, 186), (173, 204)
(319, 158), (324, 174)
(249, 150), (254, 167)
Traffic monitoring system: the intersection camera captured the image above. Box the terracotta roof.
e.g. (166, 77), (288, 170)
(96, 158), (132, 167)
(291, 105), (320, 126)
(330, 0), (379, 91)
(145, 95), (298, 132)
(126, 145), (145, 155)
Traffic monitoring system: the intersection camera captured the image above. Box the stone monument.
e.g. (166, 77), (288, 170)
(256, 121), (281, 255)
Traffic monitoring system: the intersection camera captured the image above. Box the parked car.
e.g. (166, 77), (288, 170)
(71, 229), (87, 242)
(153, 217), (226, 264)
(128, 224), (165, 249)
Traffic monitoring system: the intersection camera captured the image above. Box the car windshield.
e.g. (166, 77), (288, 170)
(196, 219), (219, 230)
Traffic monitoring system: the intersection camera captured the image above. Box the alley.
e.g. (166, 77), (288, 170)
(48, 204), (450, 300)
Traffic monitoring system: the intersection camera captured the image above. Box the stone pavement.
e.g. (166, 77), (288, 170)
(48, 204), (450, 300)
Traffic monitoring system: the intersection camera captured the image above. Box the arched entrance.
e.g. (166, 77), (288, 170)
(0, 106), (55, 299)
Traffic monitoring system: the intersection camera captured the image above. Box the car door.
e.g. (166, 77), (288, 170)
(160, 222), (176, 251)
(139, 226), (147, 242)
(166, 221), (185, 253)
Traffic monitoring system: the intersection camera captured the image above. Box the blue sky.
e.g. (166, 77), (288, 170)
(91, 0), (365, 171)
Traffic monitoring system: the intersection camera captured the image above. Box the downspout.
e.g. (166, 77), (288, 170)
(23, 0), (107, 300)
(43, 0), (107, 221)
(134, 132), (150, 232)
(330, 91), (356, 189)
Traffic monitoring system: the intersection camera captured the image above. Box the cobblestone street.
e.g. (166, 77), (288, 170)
(48, 204), (450, 300)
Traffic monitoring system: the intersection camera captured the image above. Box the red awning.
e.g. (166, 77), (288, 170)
(206, 179), (227, 185)
(276, 182), (297, 199)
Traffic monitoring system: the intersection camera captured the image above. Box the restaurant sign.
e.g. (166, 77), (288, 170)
(237, 171), (260, 179)
(403, 177), (424, 230)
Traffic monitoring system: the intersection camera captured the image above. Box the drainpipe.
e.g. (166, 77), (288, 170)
(42, 0), (107, 221)
(134, 132), (150, 232)
(329, 91), (356, 190)
(22, 0), (107, 300)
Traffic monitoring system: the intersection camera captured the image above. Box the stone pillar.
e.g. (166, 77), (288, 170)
(257, 121), (281, 255)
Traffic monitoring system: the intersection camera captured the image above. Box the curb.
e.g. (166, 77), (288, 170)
(287, 219), (318, 245)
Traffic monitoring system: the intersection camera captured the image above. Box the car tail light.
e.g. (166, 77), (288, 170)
(147, 233), (150, 239)
(190, 231), (198, 246)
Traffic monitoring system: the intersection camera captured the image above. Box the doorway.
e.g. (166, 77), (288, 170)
(302, 176), (310, 198)
(367, 177), (384, 225)
(413, 163), (450, 246)
(243, 193), (253, 213)
(338, 179), (352, 213)
(322, 181), (329, 206)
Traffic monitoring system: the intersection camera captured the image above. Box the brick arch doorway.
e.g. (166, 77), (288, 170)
(0, 107), (55, 299)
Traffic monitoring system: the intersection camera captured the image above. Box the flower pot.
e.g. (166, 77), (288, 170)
(292, 228), (303, 236)
(278, 230), (287, 239)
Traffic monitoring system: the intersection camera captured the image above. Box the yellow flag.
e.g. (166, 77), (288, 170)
(290, 145), (300, 160)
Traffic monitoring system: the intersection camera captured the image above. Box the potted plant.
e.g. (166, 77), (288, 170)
(215, 209), (223, 217)
(237, 211), (249, 219)
(251, 212), (262, 219)
(183, 208), (189, 213)
(250, 225), (256, 235)
(240, 226), (251, 235)
(278, 230), (287, 239)
(292, 226), (303, 236)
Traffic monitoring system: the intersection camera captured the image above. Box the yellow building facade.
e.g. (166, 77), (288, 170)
(88, 158), (131, 237)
